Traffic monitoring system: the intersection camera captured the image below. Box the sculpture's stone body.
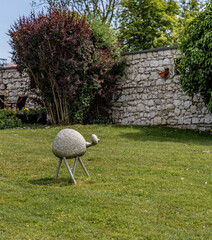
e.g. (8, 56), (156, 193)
(52, 129), (86, 159)
(52, 128), (99, 184)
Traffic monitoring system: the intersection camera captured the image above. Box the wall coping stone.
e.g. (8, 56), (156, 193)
(0, 66), (17, 70)
(121, 46), (178, 56)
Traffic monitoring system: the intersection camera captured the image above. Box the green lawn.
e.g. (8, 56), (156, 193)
(0, 125), (211, 239)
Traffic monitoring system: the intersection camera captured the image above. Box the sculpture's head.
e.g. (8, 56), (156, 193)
(90, 134), (100, 145)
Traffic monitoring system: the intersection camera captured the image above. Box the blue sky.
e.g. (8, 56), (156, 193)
(0, 0), (42, 62)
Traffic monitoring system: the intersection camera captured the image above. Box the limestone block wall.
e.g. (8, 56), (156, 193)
(112, 47), (212, 131)
(0, 67), (38, 110)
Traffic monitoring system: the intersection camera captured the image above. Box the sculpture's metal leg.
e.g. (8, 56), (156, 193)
(55, 158), (62, 179)
(73, 157), (78, 176)
(63, 157), (77, 184)
(78, 157), (90, 177)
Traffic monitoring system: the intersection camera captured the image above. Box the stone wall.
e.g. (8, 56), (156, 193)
(112, 47), (212, 131)
(0, 67), (37, 110)
(1, 47), (212, 131)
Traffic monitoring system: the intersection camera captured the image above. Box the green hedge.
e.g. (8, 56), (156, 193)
(0, 109), (22, 129)
(0, 108), (47, 129)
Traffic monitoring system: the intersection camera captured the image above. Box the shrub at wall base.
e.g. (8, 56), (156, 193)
(9, 7), (126, 125)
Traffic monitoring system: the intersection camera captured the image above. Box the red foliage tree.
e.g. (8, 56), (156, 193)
(9, 8), (125, 124)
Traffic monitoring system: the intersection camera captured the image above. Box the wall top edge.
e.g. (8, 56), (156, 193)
(0, 46), (179, 69)
(121, 46), (178, 56)
(0, 66), (17, 70)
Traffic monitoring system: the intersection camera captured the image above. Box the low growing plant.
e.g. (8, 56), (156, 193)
(0, 109), (22, 129)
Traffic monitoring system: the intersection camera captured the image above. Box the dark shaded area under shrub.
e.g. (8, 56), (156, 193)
(16, 112), (47, 124)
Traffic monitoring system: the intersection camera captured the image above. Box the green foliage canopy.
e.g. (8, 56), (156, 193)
(118, 0), (179, 51)
(32, 0), (120, 25)
(118, 0), (206, 51)
(32, 0), (206, 51)
(172, 0), (205, 44)
(178, 3), (212, 111)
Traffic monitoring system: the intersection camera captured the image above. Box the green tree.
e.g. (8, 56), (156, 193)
(32, 0), (70, 8)
(172, 0), (205, 44)
(32, 0), (120, 25)
(118, 0), (179, 51)
(178, 3), (212, 111)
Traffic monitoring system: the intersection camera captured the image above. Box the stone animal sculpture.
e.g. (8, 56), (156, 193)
(52, 129), (99, 184)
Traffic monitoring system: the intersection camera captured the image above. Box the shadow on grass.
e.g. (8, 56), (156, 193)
(29, 177), (74, 186)
(29, 177), (95, 186)
(113, 125), (212, 146)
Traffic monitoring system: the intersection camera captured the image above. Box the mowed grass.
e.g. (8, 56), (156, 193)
(0, 125), (211, 240)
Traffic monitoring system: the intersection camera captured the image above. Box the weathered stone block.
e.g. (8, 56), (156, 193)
(169, 119), (178, 125)
(184, 101), (191, 109)
(178, 117), (183, 124)
(163, 50), (172, 56)
(150, 72), (158, 80)
(138, 67), (145, 73)
(149, 111), (156, 118)
(190, 105), (197, 113)
(137, 104), (145, 111)
(158, 51), (164, 56)
(133, 54), (141, 60)
(166, 104), (174, 110)
(158, 60), (163, 66)
(14, 71), (21, 78)
(154, 117), (162, 125)
(148, 100), (154, 106)
(3, 79), (8, 85)
(163, 59), (170, 65)
(129, 106), (137, 113)
(174, 108), (181, 116)
(147, 52), (153, 58)
(125, 55), (133, 61)
(192, 118), (199, 124)
(137, 88), (143, 93)
(201, 106), (209, 114)
(168, 112), (175, 117)
(205, 115), (212, 124)
(8, 91), (14, 97)
(142, 94), (148, 100)
(156, 78), (164, 85)
(150, 60), (158, 67)
(140, 53), (147, 59)
(142, 61), (150, 67)
(184, 118), (191, 124)
(15, 82), (21, 88)
(155, 99), (161, 105)
(173, 100), (181, 106)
